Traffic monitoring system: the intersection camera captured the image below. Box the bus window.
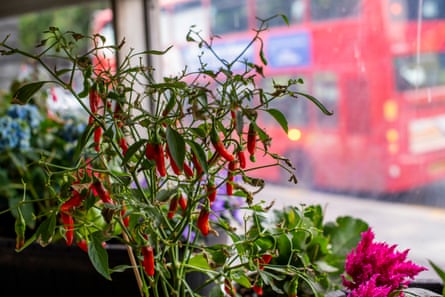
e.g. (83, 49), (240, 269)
(310, 0), (361, 21)
(394, 52), (445, 91)
(256, 0), (306, 26)
(313, 72), (338, 126)
(210, 0), (248, 35)
(389, 0), (445, 21)
(261, 76), (310, 127)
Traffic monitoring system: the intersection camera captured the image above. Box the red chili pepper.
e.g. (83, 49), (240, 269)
(119, 136), (128, 156)
(224, 279), (236, 297)
(89, 89), (99, 114)
(191, 151), (204, 176)
(60, 191), (83, 212)
(77, 239), (89, 253)
(167, 196), (179, 220)
(207, 181), (217, 204)
(258, 253), (273, 270)
(183, 162), (194, 178)
(94, 126), (102, 152)
(145, 142), (167, 177)
(141, 246), (155, 277)
(247, 122), (257, 162)
(197, 208), (210, 236)
(253, 285), (263, 296)
(166, 145), (181, 175)
(210, 128), (235, 162)
(154, 143), (166, 176)
(121, 204), (130, 227)
(227, 161), (237, 196)
(145, 143), (156, 159)
(61, 212), (74, 246)
(237, 150), (247, 169)
(178, 195), (187, 212)
(261, 254), (273, 265)
(92, 181), (113, 204)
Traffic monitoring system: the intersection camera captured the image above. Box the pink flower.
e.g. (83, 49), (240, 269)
(348, 275), (392, 297)
(342, 228), (427, 297)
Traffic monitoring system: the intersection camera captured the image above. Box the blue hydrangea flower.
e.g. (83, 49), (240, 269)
(7, 104), (43, 130)
(59, 116), (87, 142)
(0, 116), (31, 151)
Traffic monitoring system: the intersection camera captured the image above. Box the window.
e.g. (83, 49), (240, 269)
(256, 0), (305, 26)
(394, 52), (445, 91)
(210, 0), (248, 35)
(161, 0), (208, 45)
(261, 76), (310, 127)
(389, 0), (445, 20)
(310, 0), (361, 21)
(313, 72), (339, 126)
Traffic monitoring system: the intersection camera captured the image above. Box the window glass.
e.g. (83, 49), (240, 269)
(0, 2), (110, 90)
(256, 0), (305, 26)
(394, 52), (445, 91)
(389, 0), (445, 20)
(261, 76), (310, 127)
(210, 0), (248, 35)
(161, 0), (209, 46)
(310, 0), (361, 21)
(313, 72), (339, 126)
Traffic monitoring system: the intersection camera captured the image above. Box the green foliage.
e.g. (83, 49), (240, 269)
(18, 2), (107, 53)
(428, 260), (445, 296)
(244, 205), (369, 296)
(0, 17), (347, 297)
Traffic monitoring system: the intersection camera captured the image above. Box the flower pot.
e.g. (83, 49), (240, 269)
(0, 237), (139, 297)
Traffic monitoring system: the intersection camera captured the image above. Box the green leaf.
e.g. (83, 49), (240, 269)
(255, 235), (275, 250)
(13, 81), (47, 103)
(276, 233), (292, 263)
(188, 254), (211, 270)
(206, 244), (229, 266)
(428, 260), (445, 296)
(280, 14), (289, 25)
(208, 286), (225, 297)
(166, 126), (186, 171)
(156, 188), (177, 202)
(231, 270), (251, 288)
(315, 260), (338, 273)
(122, 139), (146, 165)
(141, 45), (173, 56)
(294, 91), (334, 116)
(259, 43), (268, 66)
(265, 108), (288, 134)
(88, 231), (111, 280)
(325, 216), (369, 256)
(35, 213), (57, 244)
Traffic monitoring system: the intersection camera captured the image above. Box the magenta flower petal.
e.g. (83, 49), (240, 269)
(343, 228), (427, 296)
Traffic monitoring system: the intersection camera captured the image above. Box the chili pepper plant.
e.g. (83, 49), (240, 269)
(0, 17), (337, 297)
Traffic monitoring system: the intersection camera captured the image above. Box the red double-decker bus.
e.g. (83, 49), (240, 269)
(95, 0), (445, 194)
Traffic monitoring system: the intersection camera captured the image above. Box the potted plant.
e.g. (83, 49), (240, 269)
(0, 17), (435, 297)
(234, 204), (370, 296)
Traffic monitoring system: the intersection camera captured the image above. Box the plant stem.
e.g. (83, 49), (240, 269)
(122, 229), (144, 297)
